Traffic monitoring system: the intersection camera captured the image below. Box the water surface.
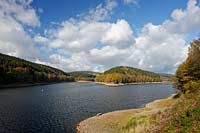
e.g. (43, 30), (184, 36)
(0, 82), (174, 132)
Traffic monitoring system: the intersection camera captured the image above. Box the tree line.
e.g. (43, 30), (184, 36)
(0, 53), (74, 85)
(68, 71), (100, 81)
(95, 66), (162, 84)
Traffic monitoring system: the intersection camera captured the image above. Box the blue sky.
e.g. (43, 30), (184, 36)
(33, 0), (189, 35)
(0, 0), (200, 73)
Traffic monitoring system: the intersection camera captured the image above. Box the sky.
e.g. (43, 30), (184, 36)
(0, 0), (200, 73)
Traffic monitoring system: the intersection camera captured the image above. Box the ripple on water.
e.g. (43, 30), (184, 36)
(0, 82), (174, 133)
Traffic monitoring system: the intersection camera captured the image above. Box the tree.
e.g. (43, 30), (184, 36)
(174, 39), (200, 93)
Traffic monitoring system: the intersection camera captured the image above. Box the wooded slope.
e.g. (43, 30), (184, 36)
(0, 53), (74, 85)
(95, 66), (162, 84)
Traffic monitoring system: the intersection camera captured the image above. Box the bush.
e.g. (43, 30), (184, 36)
(183, 80), (200, 93)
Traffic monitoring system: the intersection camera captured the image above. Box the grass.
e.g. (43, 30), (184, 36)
(119, 96), (177, 132)
(143, 89), (200, 133)
(163, 92), (200, 133)
(121, 90), (200, 132)
(124, 115), (149, 130)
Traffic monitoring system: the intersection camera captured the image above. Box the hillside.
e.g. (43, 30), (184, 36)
(68, 71), (101, 81)
(0, 53), (74, 86)
(95, 66), (162, 84)
(159, 73), (174, 81)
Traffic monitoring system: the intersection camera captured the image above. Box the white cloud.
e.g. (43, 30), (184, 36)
(48, 53), (91, 72)
(0, 0), (40, 60)
(48, 21), (111, 51)
(123, 0), (137, 4)
(0, 0), (40, 27)
(34, 35), (49, 44)
(101, 19), (134, 48)
(163, 0), (200, 34)
(84, 0), (117, 21)
(89, 46), (130, 65)
(43, 0), (200, 73)
(47, 19), (134, 53)
(1, 0), (199, 74)
(129, 23), (188, 73)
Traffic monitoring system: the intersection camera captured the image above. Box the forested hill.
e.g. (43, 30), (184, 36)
(68, 71), (101, 81)
(95, 66), (162, 84)
(0, 53), (74, 85)
(159, 73), (174, 81)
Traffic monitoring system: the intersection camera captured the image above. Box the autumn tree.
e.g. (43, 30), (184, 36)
(174, 39), (200, 93)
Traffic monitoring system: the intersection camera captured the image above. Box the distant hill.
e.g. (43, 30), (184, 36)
(95, 66), (162, 84)
(0, 53), (74, 85)
(68, 71), (101, 81)
(159, 73), (174, 81)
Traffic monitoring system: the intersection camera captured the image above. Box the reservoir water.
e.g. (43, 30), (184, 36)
(0, 82), (175, 133)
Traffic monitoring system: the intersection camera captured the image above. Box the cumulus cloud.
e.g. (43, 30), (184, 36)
(0, 0), (40, 60)
(130, 23), (188, 73)
(101, 19), (134, 48)
(46, 19), (134, 53)
(48, 21), (111, 51)
(42, 0), (199, 73)
(163, 0), (200, 34)
(1, 0), (199, 73)
(47, 53), (91, 72)
(89, 46), (130, 66)
(0, 0), (40, 27)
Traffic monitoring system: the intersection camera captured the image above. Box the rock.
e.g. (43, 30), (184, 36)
(96, 113), (102, 116)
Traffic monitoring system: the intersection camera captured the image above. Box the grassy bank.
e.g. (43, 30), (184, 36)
(77, 90), (200, 133)
(161, 91), (200, 132)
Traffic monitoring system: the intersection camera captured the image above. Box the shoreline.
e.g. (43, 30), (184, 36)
(0, 81), (73, 89)
(76, 93), (176, 133)
(0, 81), (168, 89)
(95, 81), (168, 87)
(76, 80), (94, 83)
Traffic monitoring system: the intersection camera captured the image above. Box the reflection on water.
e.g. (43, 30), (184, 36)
(0, 82), (174, 133)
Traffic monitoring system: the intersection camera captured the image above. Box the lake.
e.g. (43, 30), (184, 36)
(0, 82), (175, 133)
